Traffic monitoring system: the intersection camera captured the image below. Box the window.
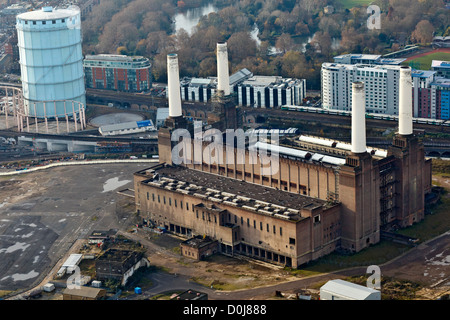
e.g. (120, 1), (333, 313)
(186, 202), (189, 210)
(180, 201), (183, 209)
(314, 215), (321, 223)
(289, 238), (295, 245)
(163, 196), (166, 204)
(146, 192), (149, 200)
(267, 224), (269, 232)
(174, 199), (177, 208)
(280, 227), (283, 236)
(169, 198), (171, 206)
(260, 222), (263, 230)
(152, 193), (155, 201)
(273, 225), (276, 234)
(158, 195), (160, 203)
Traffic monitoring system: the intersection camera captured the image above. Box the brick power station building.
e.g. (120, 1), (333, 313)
(133, 43), (432, 268)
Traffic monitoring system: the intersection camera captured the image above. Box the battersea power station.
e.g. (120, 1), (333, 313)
(133, 43), (432, 268)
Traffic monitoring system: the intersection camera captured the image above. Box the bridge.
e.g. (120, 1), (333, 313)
(0, 130), (158, 154)
(3, 87), (450, 157)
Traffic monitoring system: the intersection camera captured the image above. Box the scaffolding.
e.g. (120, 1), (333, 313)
(0, 85), (86, 134)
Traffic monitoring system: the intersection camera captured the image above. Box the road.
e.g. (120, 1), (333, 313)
(120, 228), (449, 300)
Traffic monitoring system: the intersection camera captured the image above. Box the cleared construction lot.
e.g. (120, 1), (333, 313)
(0, 162), (148, 293)
(0, 161), (448, 300)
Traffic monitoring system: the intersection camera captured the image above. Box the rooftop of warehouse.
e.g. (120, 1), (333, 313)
(136, 164), (334, 220)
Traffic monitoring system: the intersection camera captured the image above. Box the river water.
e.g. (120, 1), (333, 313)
(173, 3), (218, 35)
(173, 4), (340, 52)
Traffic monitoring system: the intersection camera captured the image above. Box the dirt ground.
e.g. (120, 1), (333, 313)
(125, 230), (301, 293)
(1, 165), (448, 300)
(128, 173), (450, 300)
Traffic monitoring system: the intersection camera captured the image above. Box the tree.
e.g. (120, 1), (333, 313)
(311, 31), (332, 58)
(275, 33), (295, 54)
(411, 20), (435, 44)
(227, 32), (257, 63)
(280, 51), (308, 79)
(117, 46), (127, 55)
(199, 57), (217, 77)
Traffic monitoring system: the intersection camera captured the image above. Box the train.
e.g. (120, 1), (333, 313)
(280, 105), (450, 127)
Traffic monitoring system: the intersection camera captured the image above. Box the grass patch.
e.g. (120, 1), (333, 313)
(397, 196), (450, 242)
(283, 267), (322, 278)
(337, 0), (373, 9)
(345, 275), (423, 300)
(431, 159), (450, 175)
(0, 290), (13, 298)
(150, 290), (183, 300)
(78, 259), (97, 279)
(406, 52), (450, 70)
(301, 240), (411, 273)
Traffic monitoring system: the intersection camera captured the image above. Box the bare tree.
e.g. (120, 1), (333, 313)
(411, 20), (435, 44)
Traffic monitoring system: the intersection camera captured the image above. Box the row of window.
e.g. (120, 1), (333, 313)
(19, 17), (76, 25)
(147, 191), (286, 237)
(237, 216), (283, 236)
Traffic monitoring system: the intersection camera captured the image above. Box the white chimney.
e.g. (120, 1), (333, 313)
(217, 42), (230, 96)
(398, 66), (413, 135)
(351, 81), (366, 154)
(167, 53), (182, 118)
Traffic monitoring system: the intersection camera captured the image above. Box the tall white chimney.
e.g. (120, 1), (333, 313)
(351, 81), (366, 154)
(167, 53), (182, 118)
(398, 66), (413, 135)
(217, 42), (230, 96)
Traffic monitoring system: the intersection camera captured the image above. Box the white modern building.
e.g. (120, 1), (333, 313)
(320, 279), (381, 300)
(236, 75), (306, 108)
(16, 6), (85, 118)
(156, 107), (169, 128)
(333, 53), (405, 66)
(98, 119), (155, 136)
(177, 68), (306, 108)
(321, 62), (401, 114)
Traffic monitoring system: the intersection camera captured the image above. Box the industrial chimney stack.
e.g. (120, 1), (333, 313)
(398, 66), (413, 136)
(167, 53), (182, 118)
(217, 42), (230, 96)
(351, 82), (367, 154)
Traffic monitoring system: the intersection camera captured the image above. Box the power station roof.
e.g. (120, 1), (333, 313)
(17, 6), (79, 20)
(254, 141), (346, 166)
(139, 165), (331, 218)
